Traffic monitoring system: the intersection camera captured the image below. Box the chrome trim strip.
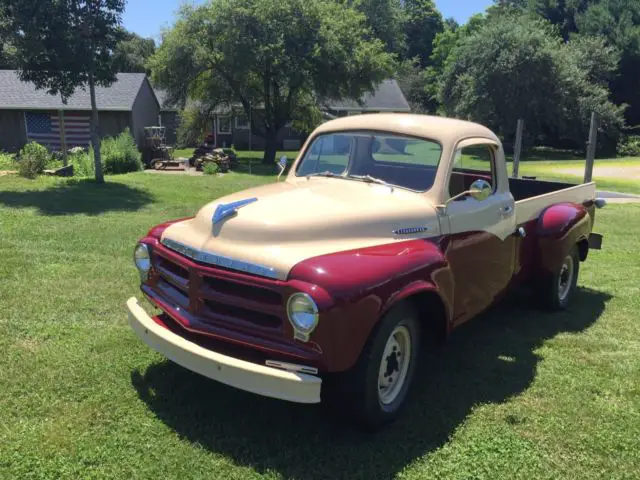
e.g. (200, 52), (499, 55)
(160, 237), (278, 279)
(392, 226), (430, 236)
(265, 360), (319, 375)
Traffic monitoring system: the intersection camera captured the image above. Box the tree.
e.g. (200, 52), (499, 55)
(528, 0), (592, 40)
(403, 0), (444, 67)
(438, 14), (624, 149)
(2, 0), (125, 183)
(0, 10), (17, 69)
(576, 0), (640, 125)
(423, 14), (486, 113)
(338, 0), (406, 54)
(112, 30), (156, 74)
(150, 0), (394, 165)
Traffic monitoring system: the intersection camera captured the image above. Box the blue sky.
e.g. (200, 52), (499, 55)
(122, 0), (494, 40)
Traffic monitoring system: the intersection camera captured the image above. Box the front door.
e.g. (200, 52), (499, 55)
(443, 142), (516, 325)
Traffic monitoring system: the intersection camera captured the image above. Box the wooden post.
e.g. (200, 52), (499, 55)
(584, 112), (598, 183)
(511, 118), (524, 178)
(58, 108), (68, 166)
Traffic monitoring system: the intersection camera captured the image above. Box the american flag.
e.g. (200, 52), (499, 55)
(24, 112), (91, 151)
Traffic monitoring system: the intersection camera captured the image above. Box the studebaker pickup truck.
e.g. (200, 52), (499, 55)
(128, 114), (604, 430)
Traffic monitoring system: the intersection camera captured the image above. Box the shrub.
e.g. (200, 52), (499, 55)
(18, 142), (50, 179)
(203, 162), (219, 175)
(95, 129), (142, 174)
(617, 135), (640, 157)
(69, 147), (94, 177)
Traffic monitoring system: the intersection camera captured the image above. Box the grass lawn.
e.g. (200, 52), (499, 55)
(1, 172), (639, 479)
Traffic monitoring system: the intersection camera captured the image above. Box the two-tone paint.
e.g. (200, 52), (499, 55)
(134, 114), (600, 378)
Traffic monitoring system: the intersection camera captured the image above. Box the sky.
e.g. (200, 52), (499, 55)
(122, 0), (494, 40)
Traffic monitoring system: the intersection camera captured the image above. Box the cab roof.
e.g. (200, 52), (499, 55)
(314, 113), (499, 146)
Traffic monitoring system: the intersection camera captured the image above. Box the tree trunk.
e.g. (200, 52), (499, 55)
(89, 75), (104, 183)
(262, 131), (278, 165)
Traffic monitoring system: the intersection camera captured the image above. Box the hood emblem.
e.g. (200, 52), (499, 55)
(213, 197), (258, 225)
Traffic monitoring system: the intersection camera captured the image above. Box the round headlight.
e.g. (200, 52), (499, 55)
(134, 243), (151, 278)
(287, 293), (319, 341)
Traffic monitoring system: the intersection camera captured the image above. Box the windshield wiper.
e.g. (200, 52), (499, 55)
(348, 174), (394, 190)
(306, 171), (342, 179)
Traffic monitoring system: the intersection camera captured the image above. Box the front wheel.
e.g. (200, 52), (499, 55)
(324, 303), (421, 432)
(536, 245), (580, 311)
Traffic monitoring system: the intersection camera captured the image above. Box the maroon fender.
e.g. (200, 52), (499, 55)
(288, 238), (453, 371)
(535, 203), (591, 275)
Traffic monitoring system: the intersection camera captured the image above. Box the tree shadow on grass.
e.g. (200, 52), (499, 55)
(0, 179), (154, 216)
(131, 287), (610, 480)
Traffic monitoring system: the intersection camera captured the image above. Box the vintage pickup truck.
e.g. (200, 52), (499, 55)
(128, 114), (604, 430)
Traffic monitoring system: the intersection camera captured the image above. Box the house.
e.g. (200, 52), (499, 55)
(154, 79), (410, 150)
(0, 70), (160, 153)
(155, 89), (180, 146)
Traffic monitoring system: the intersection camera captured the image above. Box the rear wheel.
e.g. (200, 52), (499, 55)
(536, 245), (580, 311)
(324, 303), (421, 432)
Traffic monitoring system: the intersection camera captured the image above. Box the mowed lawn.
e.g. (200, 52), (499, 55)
(1, 172), (639, 479)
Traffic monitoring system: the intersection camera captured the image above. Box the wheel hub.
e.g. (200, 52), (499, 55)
(378, 326), (412, 405)
(558, 255), (574, 301)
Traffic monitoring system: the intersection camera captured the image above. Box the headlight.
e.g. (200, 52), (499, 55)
(287, 293), (319, 342)
(134, 243), (151, 280)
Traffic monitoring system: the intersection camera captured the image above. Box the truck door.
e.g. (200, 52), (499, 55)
(443, 140), (516, 325)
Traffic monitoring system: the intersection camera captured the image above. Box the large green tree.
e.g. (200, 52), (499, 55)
(439, 14), (624, 149)
(2, 0), (125, 183)
(150, 0), (393, 164)
(112, 30), (156, 74)
(0, 10), (17, 69)
(340, 0), (406, 54)
(403, 0), (443, 67)
(577, 0), (640, 125)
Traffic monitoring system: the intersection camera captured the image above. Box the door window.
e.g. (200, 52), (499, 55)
(449, 145), (496, 198)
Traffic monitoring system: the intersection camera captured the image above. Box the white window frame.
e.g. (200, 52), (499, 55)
(217, 116), (231, 134)
(235, 115), (250, 130)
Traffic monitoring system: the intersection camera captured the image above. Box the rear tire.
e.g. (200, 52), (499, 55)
(536, 245), (580, 311)
(323, 303), (421, 432)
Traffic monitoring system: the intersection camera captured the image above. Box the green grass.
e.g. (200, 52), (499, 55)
(1, 172), (639, 479)
(0, 151), (17, 170)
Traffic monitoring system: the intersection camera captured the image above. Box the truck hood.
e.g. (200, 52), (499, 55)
(161, 178), (440, 280)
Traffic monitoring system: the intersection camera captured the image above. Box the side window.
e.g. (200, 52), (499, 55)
(449, 145), (496, 198)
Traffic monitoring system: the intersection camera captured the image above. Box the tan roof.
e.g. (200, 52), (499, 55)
(314, 113), (499, 145)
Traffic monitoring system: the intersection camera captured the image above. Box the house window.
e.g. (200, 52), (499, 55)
(235, 114), (250, 130)
(217, 116), (231, 134)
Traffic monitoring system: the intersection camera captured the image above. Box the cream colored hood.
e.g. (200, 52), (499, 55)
(161, 178), (440, 280)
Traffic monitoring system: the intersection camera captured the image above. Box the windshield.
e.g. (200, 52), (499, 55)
(295, 131), (442, 192)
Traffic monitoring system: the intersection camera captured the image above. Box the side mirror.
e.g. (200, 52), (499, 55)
(469, 179), (492, 201)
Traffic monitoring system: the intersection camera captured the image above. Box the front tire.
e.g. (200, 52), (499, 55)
(325, 303), (421, 432)
(537, 245), (580, 311)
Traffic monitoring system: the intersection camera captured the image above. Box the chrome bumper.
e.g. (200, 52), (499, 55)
(127, 297), (322, 403)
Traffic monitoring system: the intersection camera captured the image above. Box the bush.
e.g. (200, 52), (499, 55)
(203, 162), (219, 175)
(95, 129), (142, 174)
(69, 147), (94, 177)
(18, 142), (50, 179)
(617, 135), (640, 157)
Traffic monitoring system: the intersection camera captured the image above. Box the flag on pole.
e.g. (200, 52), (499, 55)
(25, 112), (91, 151)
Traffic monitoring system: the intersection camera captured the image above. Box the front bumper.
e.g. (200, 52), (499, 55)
(127, 297), (322, 403)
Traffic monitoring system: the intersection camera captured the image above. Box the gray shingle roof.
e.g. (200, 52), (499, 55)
(327, 80), (410, 112)
(0, 70), (149, 111)
(153, 79), (410, 114)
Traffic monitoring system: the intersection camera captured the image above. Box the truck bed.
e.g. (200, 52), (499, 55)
(512, 177), (596, 225)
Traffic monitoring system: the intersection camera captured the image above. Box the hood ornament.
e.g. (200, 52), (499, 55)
(212, 197), (258, 225)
